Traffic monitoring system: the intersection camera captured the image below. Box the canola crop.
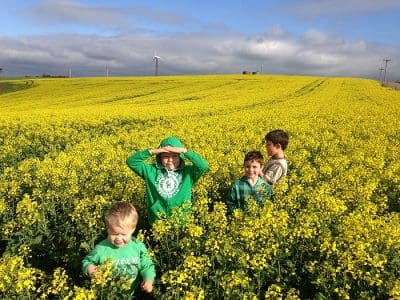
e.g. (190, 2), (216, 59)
(1, 75), (400, 299)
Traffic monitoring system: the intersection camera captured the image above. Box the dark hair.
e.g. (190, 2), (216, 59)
(244, 150), (264, 165)
(265, 129), (289, 150)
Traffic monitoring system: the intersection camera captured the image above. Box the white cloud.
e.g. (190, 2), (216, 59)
(302, 30), (344, 46)
(0, 29), (399, 80)
(247, 40), (299, 57)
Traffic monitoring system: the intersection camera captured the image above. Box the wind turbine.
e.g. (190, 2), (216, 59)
(153, 54), (161, 76)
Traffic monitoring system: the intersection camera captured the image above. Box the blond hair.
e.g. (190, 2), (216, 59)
(105, 202), (138, 230)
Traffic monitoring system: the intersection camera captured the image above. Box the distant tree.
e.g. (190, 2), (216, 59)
(0, 68), (2, 75)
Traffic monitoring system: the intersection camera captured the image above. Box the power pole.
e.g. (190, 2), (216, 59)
(383, 58), (391, 84)
(379, 67), (384, 83)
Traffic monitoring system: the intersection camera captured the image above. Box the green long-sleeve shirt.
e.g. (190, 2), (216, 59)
(82, 238), (155, 295)
(126, 148), (208, 224)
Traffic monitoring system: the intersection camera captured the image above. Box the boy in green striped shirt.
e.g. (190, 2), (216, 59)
(225, 151), (272, 213)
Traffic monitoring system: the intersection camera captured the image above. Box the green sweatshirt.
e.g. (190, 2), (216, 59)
(126, 137), (208, 225)
(82, 238), (155, 295)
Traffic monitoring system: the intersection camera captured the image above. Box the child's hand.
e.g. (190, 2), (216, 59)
(163, 145), (187, 154)
(87, 265), (98, 278)
(150, 148), (169, 155)
(141, 279), (154, 293)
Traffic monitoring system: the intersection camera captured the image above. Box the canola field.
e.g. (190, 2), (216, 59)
(1, 75), (400, 299)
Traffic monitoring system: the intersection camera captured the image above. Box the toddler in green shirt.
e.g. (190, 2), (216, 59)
(82, 202), (156, 296)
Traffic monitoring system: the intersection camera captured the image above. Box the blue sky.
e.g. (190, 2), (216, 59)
(1, 0), (399, 79)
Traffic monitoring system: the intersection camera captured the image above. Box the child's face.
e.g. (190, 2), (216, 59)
(265, 140), (281, 157)
(160, 152), (180, 170)
(244, 160), (262, 180)
(107, 218), (135, 248)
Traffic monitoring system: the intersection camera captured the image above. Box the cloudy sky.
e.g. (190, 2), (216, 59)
(1, 0), (399, 79)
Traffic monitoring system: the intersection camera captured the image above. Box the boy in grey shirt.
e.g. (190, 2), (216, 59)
(262, 129), (289, 184)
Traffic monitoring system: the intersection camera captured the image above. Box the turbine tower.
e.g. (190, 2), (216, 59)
(153, 54), (161, 76)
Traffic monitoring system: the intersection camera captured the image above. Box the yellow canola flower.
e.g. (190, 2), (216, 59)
(0, 198), (6, 214)
(187, 224), (204, 238)
(0, 255), (43, 296)
(47, 268), (70, 296)
(1, 75), (400, 299)
(16, 194), (41, 226)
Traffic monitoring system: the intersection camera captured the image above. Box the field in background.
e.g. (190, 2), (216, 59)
(1, 75), (400, 299)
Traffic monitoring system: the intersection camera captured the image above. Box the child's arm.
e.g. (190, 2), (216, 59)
(180, 148), (209, 182)
(127, 147), (176, 175)
(225, 183), (238, 213)
(126, 149), (154, 177)
(138, 242), (156, 292)
(82, 244), (101, 277)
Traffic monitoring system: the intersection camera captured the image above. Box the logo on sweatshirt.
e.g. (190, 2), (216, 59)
(156, 171), (182, 198)
(112, 257), (139, 278)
